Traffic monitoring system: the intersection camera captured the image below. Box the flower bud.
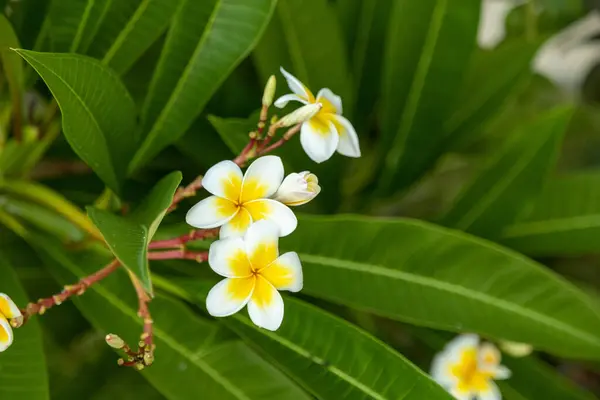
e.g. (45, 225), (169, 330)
(105, 334), (126, 349)
(499, 340), (532, 357)
(273, 171), (321, 206)
(262, 75), (276, 107)
(276, 103), (322, 128)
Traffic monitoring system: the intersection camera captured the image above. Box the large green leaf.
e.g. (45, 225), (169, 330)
(0, 252), (49, 400)
(158, 279), (452, 400)
(0, 15), (23, 124)
(500, 171), (600, 256)
(281, 214), (600, 359)
(377, 0), (480, 193)
(33, 241), (310, 400)
(253, 0), (353, 111)
(130, 0), (276, 172)
(208, 114), (256, 155)
(440, 106), (572, 238)
(15, 50), (139, 194)
(87, 172), (182, 293)
(47, 0), (89, 52)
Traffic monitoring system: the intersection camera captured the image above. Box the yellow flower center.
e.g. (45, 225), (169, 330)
(449, 348), (494, 393)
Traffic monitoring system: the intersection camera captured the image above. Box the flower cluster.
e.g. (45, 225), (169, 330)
(431, 334), (511, 400)
(0, 293), (22, 352)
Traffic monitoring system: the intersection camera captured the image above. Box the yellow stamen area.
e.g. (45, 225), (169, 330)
(249, 242), (278, 270)
(0, 296), (13, 318)
(0, 316), (10, 344)
(227, 208), (252, 235)
(482, 349), (499, 365)
(260, 260), (293, 290)
(214, 197), (238, 218)
(243, 200), (271, 222)
(221, 173), (242, 202)
(227, 248), (252, 277)
(251, 276), (275, 308)
(449, 348), (493, 393)
(319, 96), (337, 114)
(226, 277), (255, 301)
(240, 177), (269, 204)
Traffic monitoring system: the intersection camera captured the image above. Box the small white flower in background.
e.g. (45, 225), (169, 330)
(205, 220), (303, 331)
(0, 293), (22, 352)
(274, 67), (361, 163)
(273, 171), (321, 206)
(186, 156), (298, 238)
(499, 340), (532, 358)
(477, 0), (525, 49)
(431, 334), (511, 400)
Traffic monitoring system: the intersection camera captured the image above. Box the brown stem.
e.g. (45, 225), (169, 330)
(258, 124), (301, 155)
(148, 249), (208, 262)
(149, 229), (218, 249)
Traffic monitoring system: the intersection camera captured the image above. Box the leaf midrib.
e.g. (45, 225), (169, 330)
(299, 253), (600, 349)
(502, 214), (600, 238)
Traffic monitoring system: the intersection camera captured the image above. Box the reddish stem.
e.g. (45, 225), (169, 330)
(148, 229), (217, 249)
(148, 249), (208, 262)
(258, 124), (301, 155)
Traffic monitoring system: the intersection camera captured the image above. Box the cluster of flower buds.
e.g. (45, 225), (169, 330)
(106, 333), (155, 370)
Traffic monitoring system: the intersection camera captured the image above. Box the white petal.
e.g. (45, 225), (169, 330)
(260, 252), (303, 292)
(219, 207), (253, 239)
(476, 381), (502, 400)
(316, 88), (343, 115)
(274, 94), (308, 108)
(243, 219), (280, 269)
(479, 342), (502, 368)
(206, 277), (255, 317)
(300, 118), (339, 163)
(449, 387), (473, 400)
(0, 293), (22, 319)
(0, 315), (14, 352)
(430, 352), (458, 386)
(186, 196), (238, 229)
(240, 156), (285, 203)
(332, 115), (361, 158)
(247, 276), (284, 331)
(445, 334), (480, 360)
(280, 66), (313, 100)
(493, 365), (511, 380)
(244, 199), (297, 237)
(208, 237), (252, 278)
(201, 160), (243, 201)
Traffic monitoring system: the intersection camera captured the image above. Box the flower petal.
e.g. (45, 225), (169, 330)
(280, 66), (314, 101)
(0, 315), (13, 352)
(240, 156), (285, 203)
(479, 342), (501, 369)
(274, 94), (308, 108)
(186, 196), (238, 229)
(0, 293), (22, 319)
(202, 160), (243, 201)
(248, 276), (284, 331)
(244, 199), (297, 237)
(493, 365), (511, 381)
(331, 114), (361, 158)
(260, 252), (303, 292)
(316, 88), (343, 115)
(477, 381), (502, 400)
(449, 387), (473, 400)
(220, 207), (253, 239)
(243, 219), (279, 270)
(208, 237), (252, 278)
(300, 117), (339, 163)
(430, 352), (458, 386)
(206, 277), (255, 317)
(445, 334), (480, 361)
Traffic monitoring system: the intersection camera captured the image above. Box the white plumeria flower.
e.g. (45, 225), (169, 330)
(205, 220), (303, 331)
(273, 171), (321, 206)
(186, 156), (297, 238)
(274, 67), (361, 163)
(0, 293), (22, 352)
(431, 334), (511, 400)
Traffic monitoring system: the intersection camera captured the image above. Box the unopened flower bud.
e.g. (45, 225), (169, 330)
(276, 103), (322, 128)
(262, 75), (276, 107)
(105, 334), (126, 349)
(499, 341), (533, 357)
(273, 171), (321, 206)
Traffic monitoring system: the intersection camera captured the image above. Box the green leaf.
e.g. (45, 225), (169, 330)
(253, 0), (353, 112)
(33, 241), (310, 400)
(208, 114), (256, 155)
(47, 0), (89, 52)
(0, 251), (49, 400)
(500, 171), (600, 256)
(440, 106), (573, 238)
(282, 214), (600, 359)
(158, 278), (452, 400)
(92, 0), (182, 75)
(15, 50), (139, 193)
(71, 0), (113, 54)
(0, 15), (23, 124)
(130, 0), (277, 172)
(377, 0), (481, 193)
(87, 172), (182, 293)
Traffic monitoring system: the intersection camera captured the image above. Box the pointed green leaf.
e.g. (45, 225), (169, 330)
(130, 0), (277, 172)
(282, 214), (600, 359)
(14, 50), (138, 194)
(501, 171), (600, 256)
(378, 0), (480, 193)
(0, 252), (49, 400)
(208, 114), (257, 155)
(159, 279), (452, 400)
(440, 106), (573, 238)
(33, 241), (310, 400)
(87, 172), (182, 293)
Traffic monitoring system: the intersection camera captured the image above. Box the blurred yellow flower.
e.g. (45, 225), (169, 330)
(0, 293), (22, 352)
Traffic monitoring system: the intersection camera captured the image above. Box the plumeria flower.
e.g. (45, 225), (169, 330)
(273, 171), (321, 206)
(431, 334), (511, 400)
(0, 293), (22, 352)
(205, 220), (303, 331)
(274, 67), (361, 163)
(186, 156), (297, 238)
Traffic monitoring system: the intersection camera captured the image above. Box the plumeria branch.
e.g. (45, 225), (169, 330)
(148, 249), (209, 262)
